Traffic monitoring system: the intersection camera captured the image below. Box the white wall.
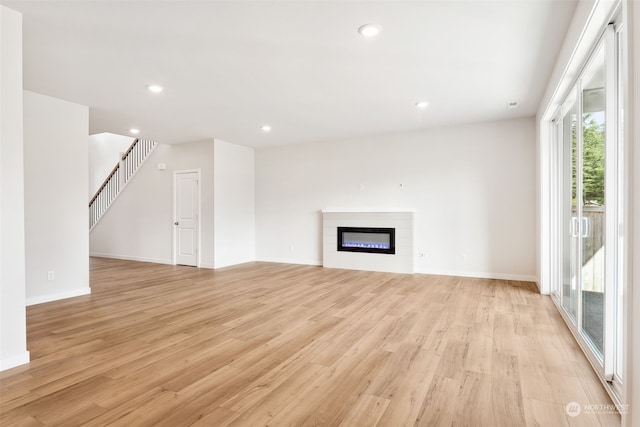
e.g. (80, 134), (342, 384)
(91, 138), (256, 270)
(23, 91), (90, 305)
(213, 139), (255, 268)
(90, 140), (215, 267)
(256, 117), (536, 281)
(0, 5), (29, 371)
(88, 132), (134, 198)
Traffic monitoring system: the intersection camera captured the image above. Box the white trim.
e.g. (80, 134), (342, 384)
(90, 252), (173, 265)
(253, 259), (536, 283)
(603, 23), (618, 380)
(417, 269), (538, 283)
(256, 257), (322, 266)
(211, 261), (257, 270)
(26, 288), (90, 306)
(199, 263), (215, 269)
(538, 120), (552, 294)
(0, 351), (30, 371)
(173, 169), (202, 267)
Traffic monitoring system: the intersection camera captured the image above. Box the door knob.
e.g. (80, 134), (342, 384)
(174, 222), (179, 226)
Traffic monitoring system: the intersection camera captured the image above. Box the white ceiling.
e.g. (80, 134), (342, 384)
(3, 0), (577, 148)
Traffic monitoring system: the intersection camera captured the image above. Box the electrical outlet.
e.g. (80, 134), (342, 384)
(47, 271), (55, 280)
(461, 253), (467, 262)
(289, 245), (294, 252)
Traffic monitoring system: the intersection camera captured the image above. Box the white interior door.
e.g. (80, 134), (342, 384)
(174, 171), (199, 266)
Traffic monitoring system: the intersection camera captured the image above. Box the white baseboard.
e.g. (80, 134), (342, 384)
(532, 279), (543, 293)
(416, 268), (537, 283)
(27, 287), (91, 306)
(91, 253), (222, 270)
(255, 257), (322, 266)
(90, 253), (173, 265)
(213, 258), (254, 269)
(91, 253), (536, 283)
(255, 259), (535, 283)
(0, 351), (30, 371)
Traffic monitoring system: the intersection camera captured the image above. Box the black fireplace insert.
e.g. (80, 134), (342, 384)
(337, 227), (395, 254)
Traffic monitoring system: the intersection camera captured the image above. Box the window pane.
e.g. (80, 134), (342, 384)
(581, 49), (605, 356)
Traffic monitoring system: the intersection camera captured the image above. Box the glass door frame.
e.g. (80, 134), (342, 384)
(550, 23), (621, 387)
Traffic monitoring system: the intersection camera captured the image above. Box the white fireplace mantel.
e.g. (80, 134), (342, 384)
(322, 209), (415, 274)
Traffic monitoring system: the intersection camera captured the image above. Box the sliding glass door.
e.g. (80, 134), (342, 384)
(559, 93), (578, 321)
(580, 45), (607, 358)
(552, 24), (622, 384)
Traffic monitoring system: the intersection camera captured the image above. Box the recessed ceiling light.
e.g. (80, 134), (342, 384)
(507, 101), (519, 109)
(147, 84), (163, 93)
(358, 24), (381, 38)
(261, 125), (272, 132)
(129, 128), (140, 135)
(415, 101), (429, 109)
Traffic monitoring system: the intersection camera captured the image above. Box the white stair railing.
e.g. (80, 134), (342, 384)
(89, 138), (157, 230)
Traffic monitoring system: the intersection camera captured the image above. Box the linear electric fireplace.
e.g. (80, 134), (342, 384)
(323, 210), (413, 273)
(337, 227), (395, 254)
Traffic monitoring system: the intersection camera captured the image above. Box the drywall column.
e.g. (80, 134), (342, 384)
(0, 6), (30, 370)
(23, 91), (90, 305)
(213, 139), (255, 268)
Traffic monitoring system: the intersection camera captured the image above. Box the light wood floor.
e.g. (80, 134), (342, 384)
(0, 258), (620, 426)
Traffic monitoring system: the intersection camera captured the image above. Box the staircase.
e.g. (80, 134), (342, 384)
(89, 138), (158, 230)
